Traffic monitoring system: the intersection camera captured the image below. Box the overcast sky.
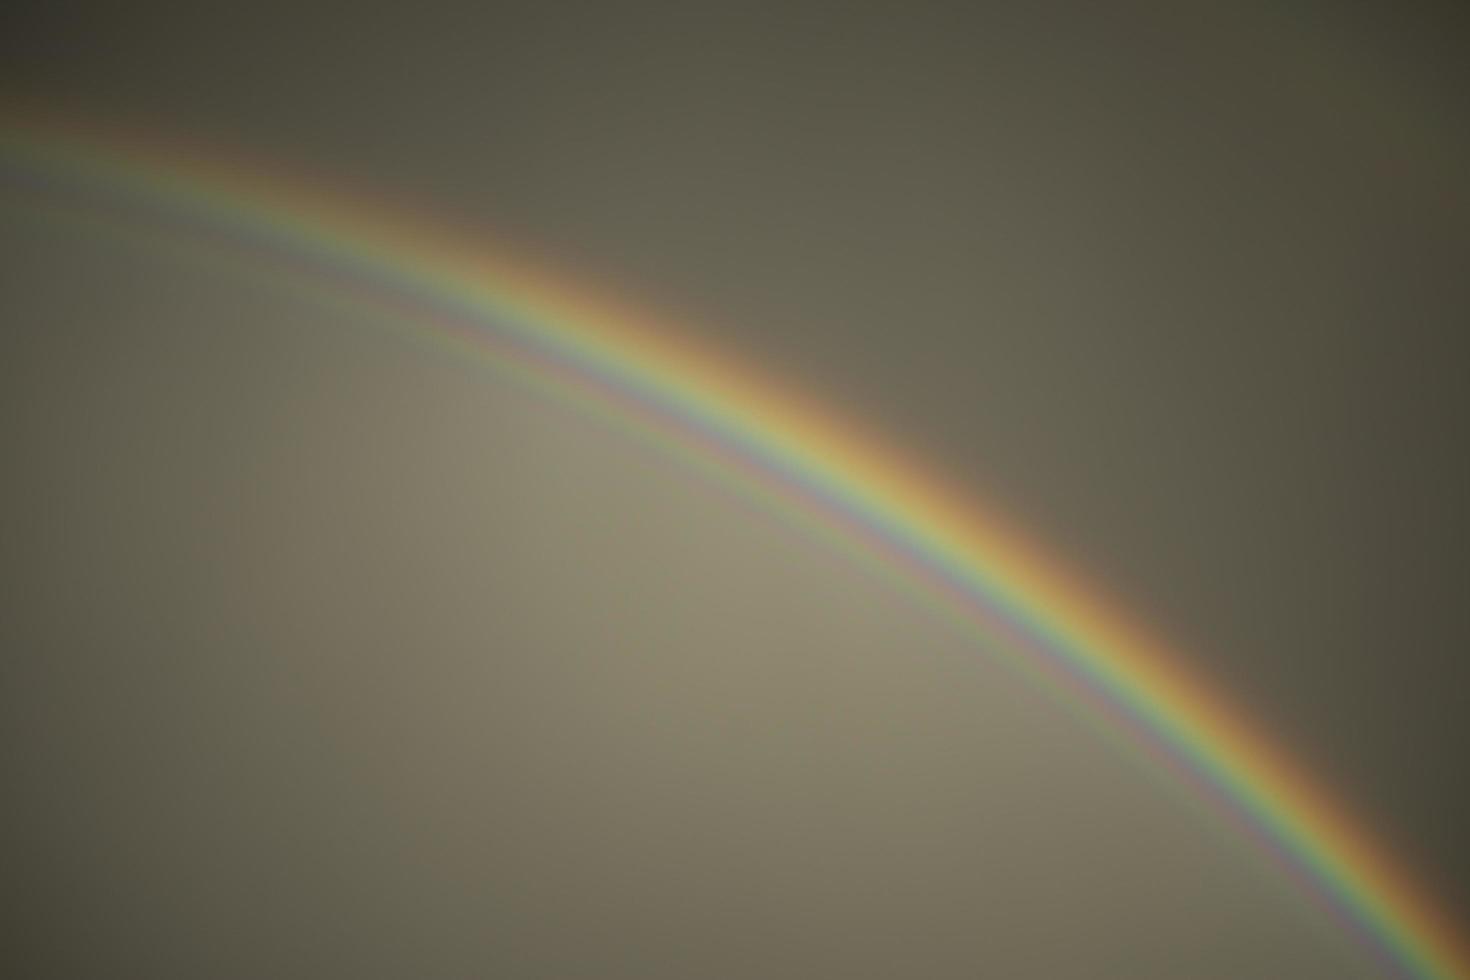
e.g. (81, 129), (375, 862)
(3, 2), (1468, 977)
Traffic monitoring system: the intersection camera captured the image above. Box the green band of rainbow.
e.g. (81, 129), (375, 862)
(2, 112), (1464, 979)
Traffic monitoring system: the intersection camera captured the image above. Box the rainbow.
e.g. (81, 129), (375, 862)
(2, 111), (1464, 979)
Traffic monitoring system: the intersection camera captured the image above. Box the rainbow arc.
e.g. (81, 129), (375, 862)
(2, 113), (1464, 979)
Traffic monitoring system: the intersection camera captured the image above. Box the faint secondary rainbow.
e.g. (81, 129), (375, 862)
(2, 112), (1464, 979)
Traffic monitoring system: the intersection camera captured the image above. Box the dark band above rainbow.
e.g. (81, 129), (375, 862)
(2, 111), (1464, 980)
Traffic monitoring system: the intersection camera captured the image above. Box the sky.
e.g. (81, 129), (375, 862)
(2, 2), (1468, 977)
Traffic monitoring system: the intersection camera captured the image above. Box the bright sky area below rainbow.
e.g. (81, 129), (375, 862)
(2, 113), (1465, 980)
